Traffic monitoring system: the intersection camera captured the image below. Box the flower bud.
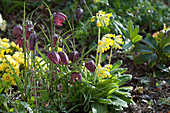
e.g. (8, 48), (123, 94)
(53, 12), (67, 26)
(12, 25), (23, 38)
(58, 51), (69, 65)
(69, 51), (79, 63)
(76, 8), (83, 22)
(71, 72), (82, 82)
(85, 60), (96, 73)
(29, 33), (38, 50)
(47, 51), (61, 64)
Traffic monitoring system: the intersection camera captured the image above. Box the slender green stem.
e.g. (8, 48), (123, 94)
(98, 52), (102, 65)
(94, 27), (101, 83)
(33, 50), (38, 113)
(95, 27), (100, 65)
(83, 0), (93, 17)
(23, 2), (27, 102)
(109, 48), (112, 64)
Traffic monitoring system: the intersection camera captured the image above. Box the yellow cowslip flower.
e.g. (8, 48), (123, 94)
(95, 64), (112, 78)
(11, 42), (16, 47)
(2, 38), (9, 43)
(112, 35), (124, 50)
(5, 49), (10, 54)
(16, 45), (20, 50)
(2, 73), (12, 82)
(1, 42), (10, 48)
(91, 16), (95, 22)
(97, 37), (114, 53)
(91, 10), (112, 27)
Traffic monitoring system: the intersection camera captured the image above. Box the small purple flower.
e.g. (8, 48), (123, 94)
(69, 51), (79, 63)
(76, 8), (83, 22)
(85, 60), (96, 73)
(12, 25), (23, 38)
(29, 33), (38, 50)
(58, 51), (69, 65)
(53, 12), (67, 26)
(47, 51), (61, 64)
(71, 72), (82, 82)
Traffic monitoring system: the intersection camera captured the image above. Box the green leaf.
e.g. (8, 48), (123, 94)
(144, 34), (157, 50)
(20, 102), (33, 113)
(131, 26), (139, 38)
(132, 43), (154, 52)
(41, 91), (49, 100)
(135, 53), (152, 64)
(122, 40), (132, 49)
(163, 45), (170, 52)
(112, 60), (122, 70)
(149, 53), (157, 67)
(91, 102), (108, 113)
(159, 36), (170, 49)
(131, 35), (142, 43)
(94, 0), (109, 5)
(97, 98), (112, 104)
(118, 74), (132, 86)
(110, 95), (128, 107)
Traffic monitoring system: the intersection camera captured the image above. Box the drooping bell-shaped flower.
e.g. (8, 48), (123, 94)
(71, 72), (82, 82)
(29, 33), (38, 50)
(76, 8), (83, 22)
(12, 25), (23, 38)
(47, 51), (61, 64)
(69, 51), (79, 63)
(53, 34), (62, 47)
(53, 12), (67, 26)
(85, 60), (96, 73)
(58, 51), (69, 65)
(16, 37), (24, 47)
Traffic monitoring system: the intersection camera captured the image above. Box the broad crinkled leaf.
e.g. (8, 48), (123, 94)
(149, 53), (157, 67)
(144, 34), (157, 50)
(110, 95), (128, 107)
(118, 74), (132, 86)
(135, 53), (153, 64)
(91, 102), (108, 113)
(163, 45), (170, 52)
(131, 43), (154, 52)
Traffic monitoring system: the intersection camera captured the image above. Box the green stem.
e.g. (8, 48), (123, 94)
(98, 52), (102, 65)
(23, 2), (27, 102)
(95, 27), (100, 65)
(94, 27), (101, 83)
(109, 48), (112, 64)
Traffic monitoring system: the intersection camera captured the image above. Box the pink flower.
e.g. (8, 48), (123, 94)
(53, 12), (67, 26)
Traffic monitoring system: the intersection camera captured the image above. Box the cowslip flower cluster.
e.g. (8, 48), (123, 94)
(0, 38), (47, 86)
(97, 34), (114, 53)
(91, 10), (112, 27)
(112, 35), (124, 50)
(0, 13), (7, 31)
(95, 64), (112, 79)
(97, 34), (124, 52)
(0, 38), (23, 85)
